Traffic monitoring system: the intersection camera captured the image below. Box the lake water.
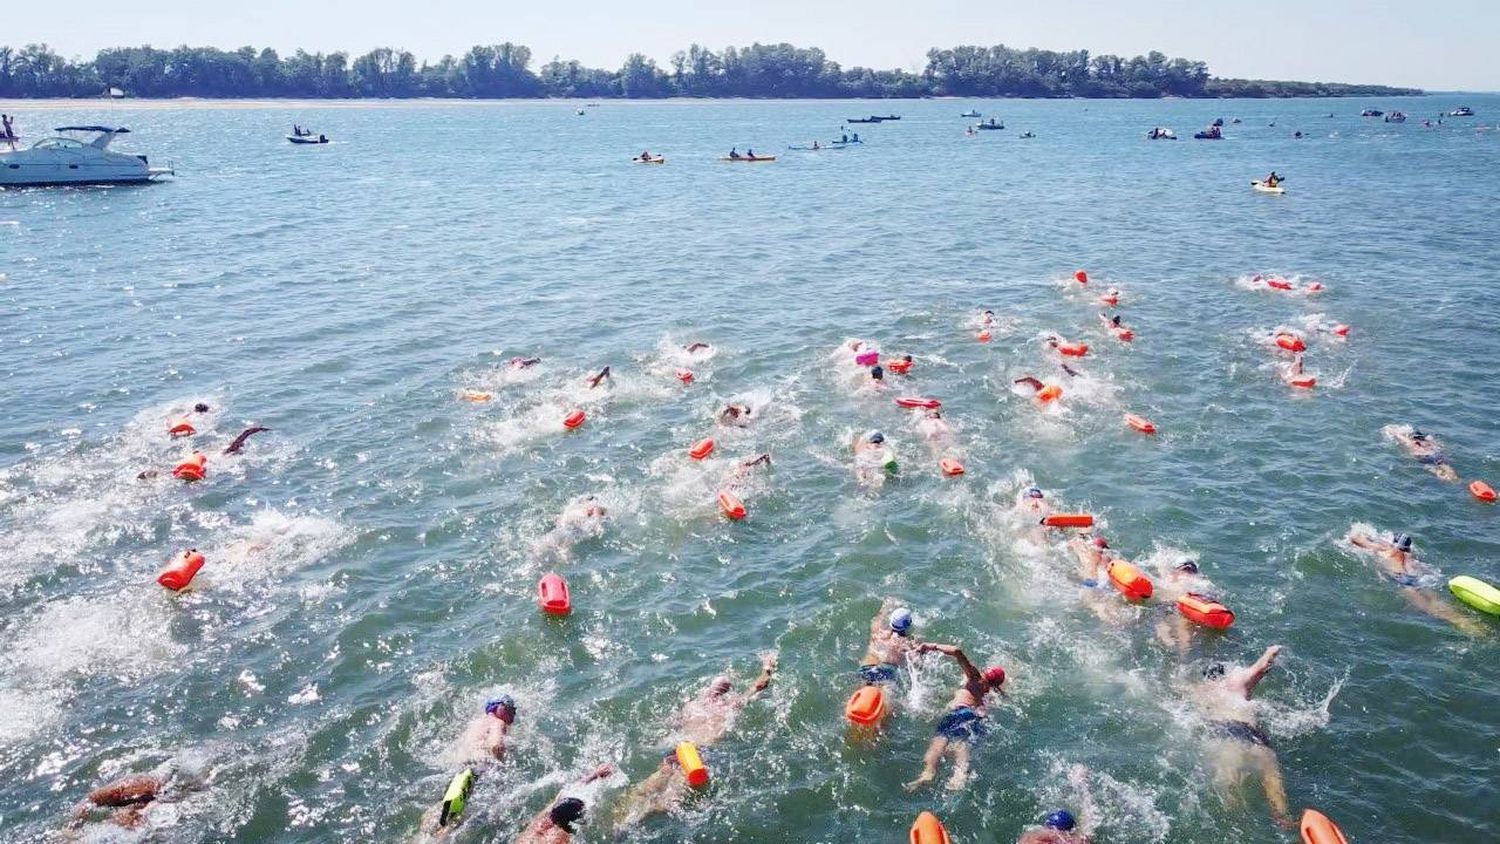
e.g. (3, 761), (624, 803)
(2, 95), (1498, 843)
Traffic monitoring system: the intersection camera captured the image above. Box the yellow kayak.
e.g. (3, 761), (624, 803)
(1252, 181), (1286, 194)
(633, 156), (665, 164)
(721, 155), (776, 163)
(1449, 576), (1500, 616)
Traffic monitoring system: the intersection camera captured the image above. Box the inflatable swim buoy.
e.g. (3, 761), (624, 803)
(718, 490), (747, 520)
(1448, 575), (1500, 616)
(1124, 413), (1156, 434)
(845, 685), (888, 726)
(855, 350), (880, 367)
(538, 572), (572, 615)
(1177, 593), (1235, 628)
(157, 549), (205, 591)
(563, 409), (586, 429)
(910, 811), (951, 844)
(1113, 328), (1134, 342)
(172, 452), (207, 481)
(1469, 480), (1496, 503)
(1266, 278), (1293, 291)
(977, 330), (992, 343)
(1288, 375), (1317, 389)
(1101, 294), (1119, 307)
(895, 396), (941, 410)
(676, 742), (710, 788)
(676, 369), (694, 384)
(1074, 270), (1089, 285)
(1042, 513), (1094, 528)
(689, 438), (716, 460)
(1300, 808), (1350, 844)
(887, 358), (913, 374)
(939, 457), (965, 476)
(459, 390), (493, 403)
(1057, 342), (1089, 357)
(168, 419), (196, 437)
(439, 768), (475, 828)
(1107, 560), (1153, 600)
(1036, 385), (1063, 404)
(1306, 282), (1325, 293)
(1275, 333), (1306, 352)
(1332, 324), (1350, 337)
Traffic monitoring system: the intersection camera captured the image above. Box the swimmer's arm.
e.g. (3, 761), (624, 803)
(1347, 533), (1379, 551)
(921, 643), (982, 684)
(749, 652), (778, 695)
(1240, 645), (1282, 696)
(579, 763), (614, 785)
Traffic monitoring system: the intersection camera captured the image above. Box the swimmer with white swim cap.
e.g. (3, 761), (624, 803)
(513, 764), (616, 843)
(1192, 645), (1292, 828)
(858, 599), (922, 685)
(905, 643), (1007, 792)
(1347, 529), (1482, 634)
(614, 653), (777, 827)
(1154, 558), (1215, 654)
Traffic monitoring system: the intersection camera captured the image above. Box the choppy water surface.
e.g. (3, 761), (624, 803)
(2, 96), (1498, 843)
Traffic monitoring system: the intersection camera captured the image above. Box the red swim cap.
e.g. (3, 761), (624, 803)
(983, 666), (1006, 686)
(1093, 536), (1109, 549)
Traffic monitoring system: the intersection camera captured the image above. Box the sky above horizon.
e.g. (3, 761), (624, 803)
(6, 0), (1495, 91)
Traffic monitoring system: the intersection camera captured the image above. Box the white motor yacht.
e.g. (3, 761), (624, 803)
(0, 126), (173, 187)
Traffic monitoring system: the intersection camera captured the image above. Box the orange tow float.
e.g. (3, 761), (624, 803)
(845, 685), (888, 726)
(1124, 413), (1156, 434)
(172, 452), (208, 481)
(910, 811), (951, 844)
(1177, 593), (1235, 628)
(538, 572), (572, 615)
(1300, 808), (1350, 844)
(718, 490), (747, 520)
(1470, 480), (1497, 503)
(676, 742), (710, 788)
(1107, 560), (1154, 600)
(157, 549), (206, 592)
(563, 409), (586, 429)
(1275, 333), (1306, 352)
(168, 419), (196, 437)
(939, 458), (965, 476)
(1042, 513), (1094, 528)
(689, 438), (716, 460)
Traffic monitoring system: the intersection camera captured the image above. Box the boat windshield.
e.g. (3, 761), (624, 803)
(31, 137), (87, 150)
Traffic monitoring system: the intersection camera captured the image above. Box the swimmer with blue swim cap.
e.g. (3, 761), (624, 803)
(859, 599), (922, 685)
(1017, 808), (1091, 843)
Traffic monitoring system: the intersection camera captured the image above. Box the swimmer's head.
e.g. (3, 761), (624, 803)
(866, 431), (885, 445)
(983, 309), (994, 317)
(708, 675), (733, 696)
(1110, 315), (1122, 326)
(889, 608), (914, 635)
(1411, 429), (1427, 441)
(1202, 662), (1227, 680)
(1175, 559), (1200, 574)
(1043, 810), (1076, 831)
(549, 797), (586, 833)
(870, 365), (884, 380)
(485, 695), (517, 723)
(902, 355), (913, 363)
(1092, 536), (1109, 549)
(1025, 487), (1044, 499)
(925, 408), (942, 419)
(193, 403), (209, 413)
(982, 665), (1006, 690)
(1392, 533), (1413, 552)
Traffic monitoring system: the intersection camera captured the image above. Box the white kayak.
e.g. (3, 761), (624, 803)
(1252, 181), (1286, 194)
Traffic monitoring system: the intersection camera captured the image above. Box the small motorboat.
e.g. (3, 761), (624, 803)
(1194, 128), (1223, 140)
(975, 119), (1004, 131)
(960, 110), (981, 118)
(1360, 108), (1384, 117)
(846, 117), (881, 124)
(1147, 127), (1177, 140)
(287, 134), (329, 144)
(1018, 132), (1035, 139)
(1, 126), (172, 187)
(1384, 111), (1407, 123)
(632, 155), (666, 164)
(876, 115), (900, 121)
(1450, 106), (1475, 117)
(1251, 180), (1286, 194)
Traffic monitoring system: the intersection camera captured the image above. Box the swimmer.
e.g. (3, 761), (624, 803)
(1347, 529), (1482, 634)
(727, 453), (772, 486)
(67, 765), (204, 833)
(1391, 427), (1460, 481)
(981, 309), (997, 326)
(858, 599), (922, 685)
(224, 425), (270, 455)
(684, 342), (712, 354)
(1193, 645), (1291, 828)
(719, 403), (753, 427)
(1099, 313), (1131, 337)
(1060, 363), (1082, 378)
(1154, 558), (1216, 655)
(1018, 809), (1092, 843)
(586, 366), (611, 389)
(536, 495), (608, 558)
(1013, 376), (1045, 393)
(514, 764), (616, 843)
(867, 364), (887, 389)
(509, 356), (541, 369)
(192, 402), (209, 413)
(1017, 485), (1051, 519)
(1100, 287), (1120, 307)
(614, 653), (777, 827)
(1069, 535), (1116, 586)
(917, 408), (951, 444)
(852, 430), (894, 487)
(457, 695), (517, 763)
(905, 643), (1007, 792)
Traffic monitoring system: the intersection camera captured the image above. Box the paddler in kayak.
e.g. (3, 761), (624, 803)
(1346, 528), (1483, 634)
(728, 147), (741, 160)
(1192, 645), (1291, 828)
(1262, 171), (1281, 188)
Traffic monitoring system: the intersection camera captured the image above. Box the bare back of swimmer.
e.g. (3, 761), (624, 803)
(859, 599), (920, 681)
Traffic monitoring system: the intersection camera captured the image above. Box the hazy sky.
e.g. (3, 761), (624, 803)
(7, 0), (1495, 91)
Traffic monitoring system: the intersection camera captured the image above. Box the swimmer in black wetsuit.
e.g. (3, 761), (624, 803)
(1192, 645), (1291, 828)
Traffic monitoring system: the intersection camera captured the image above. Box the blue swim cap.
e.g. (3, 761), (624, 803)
(889, 608), (913, 634)
(1043, 810), (1076, 831)
(485, 695), (516, 717)
(867, 431), (885, 444)
(1025, 486), (1044, 499)
(1392, 533), (1413, 551)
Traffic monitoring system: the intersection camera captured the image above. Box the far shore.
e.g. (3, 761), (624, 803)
(0, 93), (1442, 112)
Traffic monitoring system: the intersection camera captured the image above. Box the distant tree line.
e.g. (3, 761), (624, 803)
(0, 41), (1421, 100)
